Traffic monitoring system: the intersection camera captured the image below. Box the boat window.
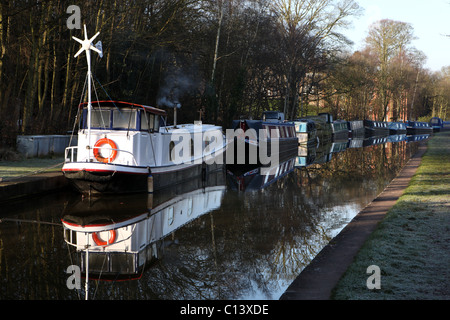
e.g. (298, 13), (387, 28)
(154, 115), (160, 132)
(279, 126), (286, 138)
(204, 136), (211, 152)
(190, 139), (194, 157)
(141, 112), (155, 132)
(169, 141), (175, 161)
(168, 207), (174, 225)
(262, 125), (271, 139)
(263, 111), (280, 120)
(270, 126), (279, 138)
(113, 109), (136, 129)
(90, 109), (111, 129)
(187, 198), (193, 216)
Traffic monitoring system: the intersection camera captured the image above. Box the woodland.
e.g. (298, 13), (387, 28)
(0, 0), (449, 148)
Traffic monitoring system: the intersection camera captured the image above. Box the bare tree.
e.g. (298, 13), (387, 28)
(365, 19), (417, 120)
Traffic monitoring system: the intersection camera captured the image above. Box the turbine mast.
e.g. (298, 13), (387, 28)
(73, 25), (102, 156)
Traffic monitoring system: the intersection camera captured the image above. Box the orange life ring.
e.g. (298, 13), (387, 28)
(93, 138), (118, 163)
(92, 230), (117, 246)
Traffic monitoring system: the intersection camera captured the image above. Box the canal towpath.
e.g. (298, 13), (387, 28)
(0, 157), (67, 203)
(281, 130), (450, 300)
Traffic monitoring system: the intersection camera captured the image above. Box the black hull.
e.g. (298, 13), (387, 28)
(64, 162), (226, 195)
(406, 121), (433, 135)
(364, 128), (389, 137)
(389, 129), (407, 135)
(152, 162), (225, 191)
(363, 120), (390, 137)
(406, 128), (433, 135)
(63, 170), (150, 195)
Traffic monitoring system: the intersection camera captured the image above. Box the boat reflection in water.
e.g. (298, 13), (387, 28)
(62, 167), (226, 281)
(295, 133), (429, 169)
(227, 152), (297, 192)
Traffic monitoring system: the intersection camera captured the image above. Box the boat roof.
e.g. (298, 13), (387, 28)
(79, 100), (167, 116)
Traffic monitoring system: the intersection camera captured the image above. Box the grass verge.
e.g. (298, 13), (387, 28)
(0, 157), (64, 181)
(331, 131), (450, 300)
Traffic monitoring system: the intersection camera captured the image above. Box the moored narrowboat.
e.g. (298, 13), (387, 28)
(301, 113), (333, 143)
(331, 120), (349, 141)
(229, 111), (298, 167)
(388, 122), (407, 134)
(347, 120), (365, 137)
(363, 120), (390, 137)
(429, 117), (443, 132)
(292, 119), (318, 145)
(406, 121), (433, 135)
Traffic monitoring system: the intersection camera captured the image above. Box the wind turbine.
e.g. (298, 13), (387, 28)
(72, 25), (103, 300)
(73, 24), (103, 156)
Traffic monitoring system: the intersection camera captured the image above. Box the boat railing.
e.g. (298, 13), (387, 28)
(64, 145), (139, 166)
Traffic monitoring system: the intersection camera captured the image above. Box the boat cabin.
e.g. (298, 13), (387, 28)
(429, 117), (443, 132)
(79, 101), (167, 133)
(262, 111), (285, 123)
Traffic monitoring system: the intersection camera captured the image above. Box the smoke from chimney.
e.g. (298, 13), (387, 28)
(156, 68), (198, 109)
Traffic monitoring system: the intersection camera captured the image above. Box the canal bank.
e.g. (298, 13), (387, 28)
(281, 131), (449, 300)
(0, 158), (67, 203)
(0, 172), (68, 203)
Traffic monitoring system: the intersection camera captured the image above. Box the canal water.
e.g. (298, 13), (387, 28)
(0, 135), (426, 300)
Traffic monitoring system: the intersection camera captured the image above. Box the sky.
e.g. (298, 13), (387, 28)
(343, 0), (450, 72)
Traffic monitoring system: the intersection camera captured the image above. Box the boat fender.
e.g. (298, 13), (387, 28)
(92, 230), (117, 246)
(93, 138), (118, 163)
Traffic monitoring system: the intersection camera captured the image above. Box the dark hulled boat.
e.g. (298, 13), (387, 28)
(406, 121), (433, 135)
(229, 111), (298, 168)
(388, 122), (407, 134)
(364, 120), (390, 137)
(347, 120), (365, 137)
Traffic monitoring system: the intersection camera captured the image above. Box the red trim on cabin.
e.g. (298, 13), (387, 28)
(78, 100), (167, 116)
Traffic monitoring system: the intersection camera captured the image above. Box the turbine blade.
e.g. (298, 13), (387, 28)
(90, 45), (101, 55)
(72, 36), (83, 44)
(90, 31), (100, 43)
(74, 47), (84, 58)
